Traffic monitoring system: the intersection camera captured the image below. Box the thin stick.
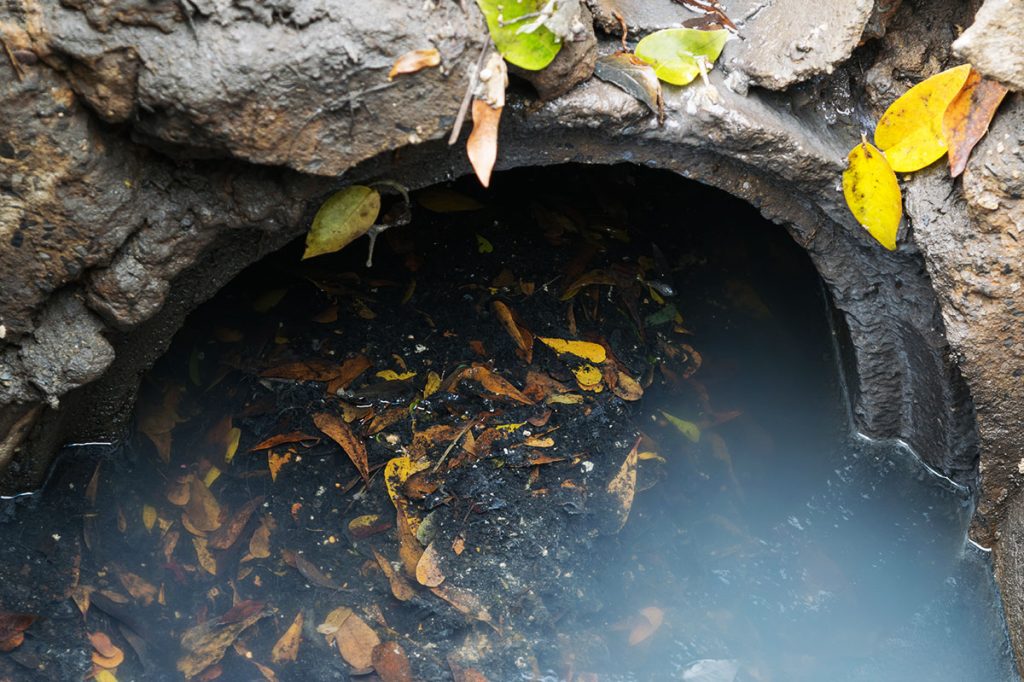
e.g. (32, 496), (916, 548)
(1, 37), (25, 82)
(448, 39), (491, 146)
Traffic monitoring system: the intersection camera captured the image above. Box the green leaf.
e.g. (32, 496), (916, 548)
(303, 186), (381, 260)
(660, 411), (701, 443)
(475, 0), (562, 71)
(634, 28), (729, 86)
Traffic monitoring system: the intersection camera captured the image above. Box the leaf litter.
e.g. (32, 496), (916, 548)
(0, 167), (784, 681)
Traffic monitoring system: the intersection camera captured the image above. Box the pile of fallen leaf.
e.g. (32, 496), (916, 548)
(0, 169), (766, 681)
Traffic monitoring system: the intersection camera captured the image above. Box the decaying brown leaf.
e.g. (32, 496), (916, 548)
(606, 437), (640, 533)
(268, 450), (293, 481)
(491, 300), (533, 362)
(459, 364), (533, 404)
(184, 474), (223, 533)
(372, 549), (416, 601)
(612, 370), (644, 401)
(372, 641), (414, 682)
(0, 611), (35, 652)
(271, 611), (304, 663)
(138, 384), (183, 463)
(628, 606), (665, 646)
(429, 584), (493, 623)
(415, 541), (446, 587)
(522, 370), (573, 403)
(326, 354), (373, 395)
(178, 603), (270, 679)
(250, 432), (318, 451)
(243, 515), (274, 562)
(594, 52), (665, 122)
(282, 549), (342, 590)
(349, 514), (393, 539)
(388, 48), (441, 80)
(943, 68), (1009, 178)
(115, 568), (159, 606)
(318, 607), (380, 670)
(208, 496), (264, 550)
(396, 504), (425, 578)
(193, 537), (218, 575)
(313, 412), (370, 482)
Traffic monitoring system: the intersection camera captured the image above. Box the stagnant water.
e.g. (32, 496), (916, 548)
(0, 166), (1016, 681)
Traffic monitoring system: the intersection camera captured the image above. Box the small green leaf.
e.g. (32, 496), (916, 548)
(635, 28), (729, 86)
(476, 234), (494, 253)
(303, 186), (381, 260)
(660, 410), (701, 442)
(475, 0), (562, 71)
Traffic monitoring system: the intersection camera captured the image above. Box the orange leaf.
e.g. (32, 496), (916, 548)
(463, 364), (533, 405)
(490, 300), (533, 363)
(467, 99), (502, 188)
(388, 48), (441, 80)
(373, 549), (417, 601)
(268, 450), (293, 481)
(271, 611), (303, 663)
(943, 69), (1009, 178)
(313, 413), (370, 482)
(208, 496), (264, 550)
(332, 609), (380, 670)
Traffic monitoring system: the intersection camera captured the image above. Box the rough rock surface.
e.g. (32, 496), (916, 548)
(954, 0), (1024, 91)
(1, 0), (1024, 669)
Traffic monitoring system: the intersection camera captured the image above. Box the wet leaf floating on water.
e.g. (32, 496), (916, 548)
(943, 69), (1008, 178)
(372, 641), (414, 682)
(302, 186), (381, 260)
(537, 337), (607, 364)
(627, 606), (665, 646)
(0, 611), (35, 652)
(474, 0), (562, 70)
(634, 28), (729, 86)
(387, 47), (441, 80)
(178, 603), (270, 679)
(594, 53), (665, 121)
(415, 540), (446, 587)
(842, 138), (902, 251)
(313, 412), (370, 482)
(873, 64), (971, 172)
(606, 438), (640, 533)
(661, 410), (701, 442)
(271, 611), (303, 663)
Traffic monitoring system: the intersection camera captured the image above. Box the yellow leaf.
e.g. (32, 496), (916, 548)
(537, 337), (607, 364)
(268, 451), (293, 482)
(384, 456), (432, 533)
(224, 427), (241, 463)
(303, 186), (381, 260)
(423, 371), (442, 398)
(606, 439), (639, 533)
(271, 611), (303, 663)
(572, 364), (604, 391)
(203, 466), (221, 488)
(660, 411), (701, 442)
(495, 422), (526, 433)
(95, 671), (119, 682)
(376, 370), (417, 381)
(874, 64), (971, 172)
(142, 505), (157, 532)
(842, 139), (902, 251)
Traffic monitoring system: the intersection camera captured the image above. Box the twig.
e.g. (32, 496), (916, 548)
(448, 38), (491, 146)
(612, 10), (628, 52)
(432, 419), (477, 473)
(1, 36), (25, 82)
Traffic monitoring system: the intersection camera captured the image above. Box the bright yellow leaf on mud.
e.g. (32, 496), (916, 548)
(423, 370), (441, 398)
(874, 64), (971, 172)
(537, 337), (607, 364)
(842, 139), (902, 250)
(572, 364), (604, 392)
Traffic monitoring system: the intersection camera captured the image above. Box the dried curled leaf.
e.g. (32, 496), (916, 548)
(474, 0), (561, 70)
(372, 641), (414, 682)
(468, 100), (502, 189)
(303, 186), (381, 260)
(943, 69), (1009, 178)
(874, 64), (971, 172)
(271, 612), (303, 663)
(842, 139), (902, 251)
(594, 53), (664, 120)
(388, 48), (441, 80)
(634, 28), (729, 86)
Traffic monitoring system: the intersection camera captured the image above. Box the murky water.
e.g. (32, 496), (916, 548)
(0, 166), (1015, 681)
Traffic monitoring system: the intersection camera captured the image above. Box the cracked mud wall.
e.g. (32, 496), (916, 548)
(2, 0), (1024, 668)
